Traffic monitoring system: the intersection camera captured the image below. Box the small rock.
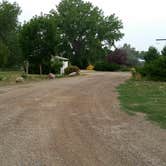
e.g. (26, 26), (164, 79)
(48, 73), (55, 79)
(69, 72), (77, 77)
(16, 77), (24, 83)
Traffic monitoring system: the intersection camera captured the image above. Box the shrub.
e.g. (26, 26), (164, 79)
(86, 64), (94, 70)
(94, 61), (121, 71)
(138, 56), (166, 81)
(64, 65), (80, 75)
(0, 74), (7, 81)
(131, 68), (142, 80)
(134, 73), (142, 80)
(51, 58), (63, 74)
(144, 46), (159, 63)
(131, 68), (136, 78)
(120, 66), (131, 72)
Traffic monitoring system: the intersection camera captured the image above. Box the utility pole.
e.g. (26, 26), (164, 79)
(156, 39), (166, 52)
(156, 39), (166, 41)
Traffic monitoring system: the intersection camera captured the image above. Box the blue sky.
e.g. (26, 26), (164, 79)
(7, 0), (166, 51)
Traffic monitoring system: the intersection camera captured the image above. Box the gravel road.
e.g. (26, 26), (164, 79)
(0, 72), (166, 166)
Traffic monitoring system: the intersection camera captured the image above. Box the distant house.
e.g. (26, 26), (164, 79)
(52, 56), (69, 74)
(138, 58), (145, 63)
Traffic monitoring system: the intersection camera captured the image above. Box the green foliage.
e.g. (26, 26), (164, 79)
(161, 46), (166, 56)
(118, 80), (166, 128)
(0, 0), (124, 70)
(64, 65), (80, 75)
(131, 68), (137, 77)
(144, 46), (159, 63)
(107, 48), (127, 65)
(0, 71), (21, 85)
(56, 74), (64, 78)
(51, 58), (63, 74)
(0, 40), (9, 66)
(50, 0), (123, 68)
(120, 66), (131, 72)
(121, 44), (140, 66)
(136, 46), (166, 81)
(20, 14), (60, 73)
(94, 61), (121, 71)
(0, 1), (21, 68)
(0, 71), (48, 86)
(0, 1), (21, 40)
(0, 75), (5, 81)
(5, 29), (23, 67)
(138, 56), (166, 81)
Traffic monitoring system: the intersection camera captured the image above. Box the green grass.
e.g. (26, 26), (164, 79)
(0, 71), (47, 86)
(118, 79), (166, 128)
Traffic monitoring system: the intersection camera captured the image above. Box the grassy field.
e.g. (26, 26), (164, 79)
(118, 79), (166, 128)
(0, 71), (47, 86)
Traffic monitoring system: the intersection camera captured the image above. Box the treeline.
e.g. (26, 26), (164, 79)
(0, 0), (124, 73)
(137, 46), (166, 81)
(0, 1), (22, 68)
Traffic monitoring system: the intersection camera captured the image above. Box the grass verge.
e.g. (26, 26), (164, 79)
(117, 79), (166, 128)
(0, 71), (47, 86)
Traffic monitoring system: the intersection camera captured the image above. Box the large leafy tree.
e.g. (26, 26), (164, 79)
(0, 1), (21, 68)
(144, 46), (159, 63)
(5, 26), (23, 67)
(0, 1), (21, 40)
(20, 15), (60, 74)
(121, 44), (139, 66)
(51, 0), (123, 68)
(107, 48), (127, 65)
(161, 46), (166, 56)
(0, 41), (9, 66)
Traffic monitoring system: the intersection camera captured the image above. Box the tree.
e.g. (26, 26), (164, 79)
(0, 1), (21, 41)
(144, 46), (159, 63)
(51, 0), (123, 68)
(5, 27), (23, 68)
(20, 15), (61, 74)
(0, 40), (9, 67)
(121, 44), (139, 66)
(107, 48), (127, 65)
(138, 51), (146, 59)
(139, 56), (166, 81)
(161, 46), (166, 56)
(0, 1), (21, 68)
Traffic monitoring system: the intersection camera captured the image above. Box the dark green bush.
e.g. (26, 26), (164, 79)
(144, 46), (159, 63)
(51, 58), (63, 74)
(120, 66), (131, 72)
(94, 61), (121, 71)
(64, 65), (80, 75)
(138, 56), (166, 81)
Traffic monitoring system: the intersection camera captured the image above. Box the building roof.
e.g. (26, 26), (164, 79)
(52, 56), (69, 61)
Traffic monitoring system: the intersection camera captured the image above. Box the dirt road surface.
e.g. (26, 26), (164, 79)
(0, 72), (166, 166)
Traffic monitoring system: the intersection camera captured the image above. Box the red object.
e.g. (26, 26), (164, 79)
(48, 73), (55, 79)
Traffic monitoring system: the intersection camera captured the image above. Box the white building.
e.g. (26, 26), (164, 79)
(52, 56), (69, 74)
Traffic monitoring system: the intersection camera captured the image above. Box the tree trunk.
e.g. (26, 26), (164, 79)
(26, 63), (29, 75)
(39, 64), (42, 75)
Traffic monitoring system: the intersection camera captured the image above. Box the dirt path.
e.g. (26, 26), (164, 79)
(0, 72), (166, 166)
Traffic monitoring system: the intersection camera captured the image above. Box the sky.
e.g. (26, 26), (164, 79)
(6, 0), (166, 51)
